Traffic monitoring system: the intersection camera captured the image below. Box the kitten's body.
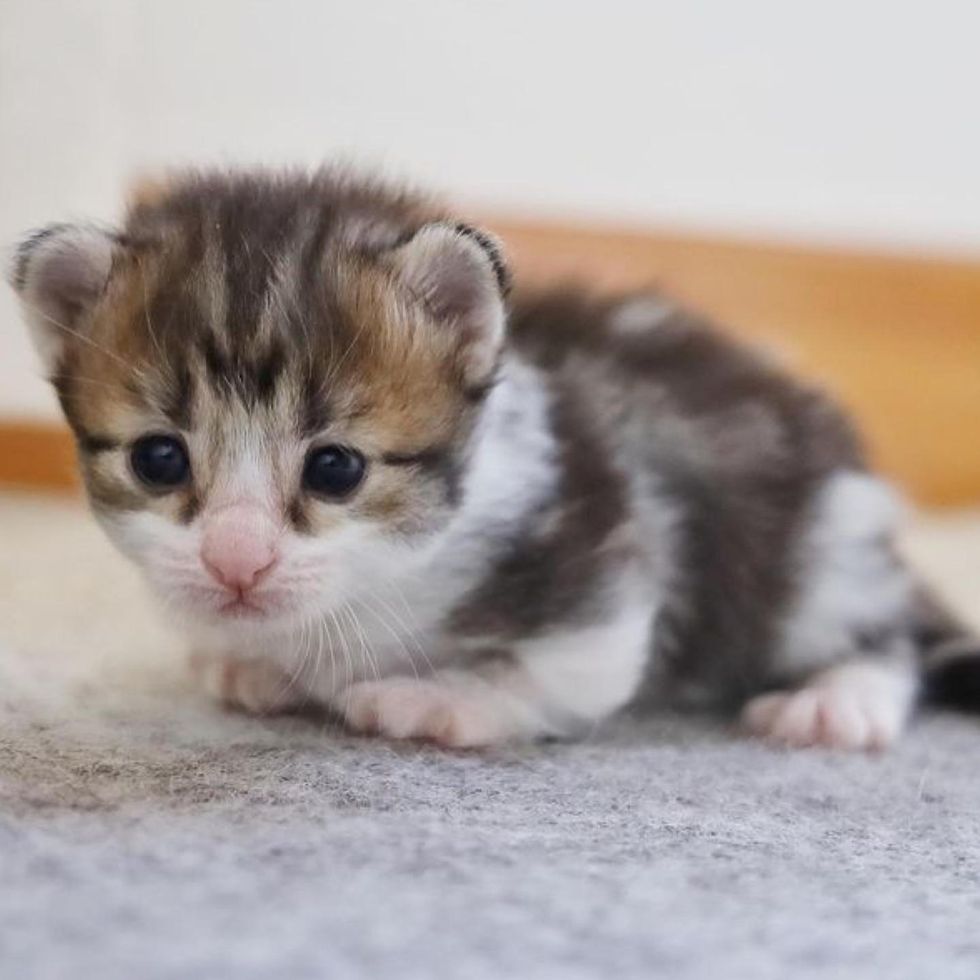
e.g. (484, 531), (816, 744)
(10, 169), (977, 748)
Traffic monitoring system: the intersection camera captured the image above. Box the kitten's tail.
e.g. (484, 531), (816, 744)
(914, 589), (980, 711)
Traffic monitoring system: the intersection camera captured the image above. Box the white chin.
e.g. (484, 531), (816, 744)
(204, 605), (305, 637)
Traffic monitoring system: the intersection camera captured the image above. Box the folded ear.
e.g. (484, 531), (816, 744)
(389, 222), (510, 389)
(7, 223), (117, 372)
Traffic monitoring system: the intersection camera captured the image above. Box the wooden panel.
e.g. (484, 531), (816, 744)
(0, 421), (77, 492)
(2, 220), (979, 504)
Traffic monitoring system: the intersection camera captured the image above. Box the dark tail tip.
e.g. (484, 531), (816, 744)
(923, 641), (980, 712)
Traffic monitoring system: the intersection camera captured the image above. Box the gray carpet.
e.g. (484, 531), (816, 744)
(2, 491), (980, 979)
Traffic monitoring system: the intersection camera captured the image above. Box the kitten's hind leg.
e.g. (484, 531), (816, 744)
(740, 655), (918, 751)
(742, 470), (920, 751)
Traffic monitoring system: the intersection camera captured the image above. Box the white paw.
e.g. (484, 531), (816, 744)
(190, 652), (305, 715)
(336, 677), (505, 748)
(741, 667), (910, 751)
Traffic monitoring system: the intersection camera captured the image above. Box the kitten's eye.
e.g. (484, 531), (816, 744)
(130, 435), (191, 490)
(303, 445), (366, 498)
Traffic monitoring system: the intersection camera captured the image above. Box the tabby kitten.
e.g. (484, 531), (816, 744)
(9, 169), (978, 748)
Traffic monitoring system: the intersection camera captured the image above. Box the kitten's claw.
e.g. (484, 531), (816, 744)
(191, 652), (305, 715)
(741, 673), (906, 752)
(337, 677), (502, 748)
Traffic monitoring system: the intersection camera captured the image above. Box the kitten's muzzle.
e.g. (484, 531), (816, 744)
(200, 502), (280, 599)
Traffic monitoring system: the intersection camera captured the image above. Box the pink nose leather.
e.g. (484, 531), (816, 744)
(200, 504), (279, 592)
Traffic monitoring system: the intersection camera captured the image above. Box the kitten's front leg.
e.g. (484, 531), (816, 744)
(333, 604), (654, 747)
(190, 651), (309, 715)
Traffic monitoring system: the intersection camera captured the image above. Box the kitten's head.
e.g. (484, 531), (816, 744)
(8, 170), (510, 630)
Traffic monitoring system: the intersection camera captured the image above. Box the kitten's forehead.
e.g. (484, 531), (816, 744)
(69, 172), (458, 438)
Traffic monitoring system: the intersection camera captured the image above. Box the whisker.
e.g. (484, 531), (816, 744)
(333, 605), (357, 717)
(324, 608), (353, 729)
(19, 298), (145, 375)
(374, 580), (438, 677)
(138, 257), (166, 363)
(340, 600), (379, 686)
(353, 593), (423, 682)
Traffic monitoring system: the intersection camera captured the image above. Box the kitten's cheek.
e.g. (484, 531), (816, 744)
(94, 511), (213, 608)
(92, 513), (151, 570)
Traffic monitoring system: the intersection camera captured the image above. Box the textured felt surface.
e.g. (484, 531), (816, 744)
(2, 491), (979, 979)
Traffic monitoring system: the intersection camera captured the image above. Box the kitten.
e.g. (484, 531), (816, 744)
(8, 168), (978, 749)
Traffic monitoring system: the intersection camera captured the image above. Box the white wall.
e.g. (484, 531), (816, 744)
(2, 0), (978, 418)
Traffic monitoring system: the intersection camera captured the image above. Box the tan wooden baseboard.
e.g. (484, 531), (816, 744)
(0, 421), (77, 492)
(2, 219), (979, 505)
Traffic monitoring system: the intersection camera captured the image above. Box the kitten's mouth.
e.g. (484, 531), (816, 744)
(170, 581), (306, 627)
(217, 594), (270, 619)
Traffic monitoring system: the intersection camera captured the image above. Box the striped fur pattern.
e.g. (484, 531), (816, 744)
(9, 168), (978, 749)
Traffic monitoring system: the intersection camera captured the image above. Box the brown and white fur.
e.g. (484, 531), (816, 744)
(9, 168), (979, 749)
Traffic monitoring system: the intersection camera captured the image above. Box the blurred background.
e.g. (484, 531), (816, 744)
(1, 0), (979, 502)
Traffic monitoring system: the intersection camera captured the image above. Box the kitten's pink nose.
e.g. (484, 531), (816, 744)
(200, 504), (279, 593)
